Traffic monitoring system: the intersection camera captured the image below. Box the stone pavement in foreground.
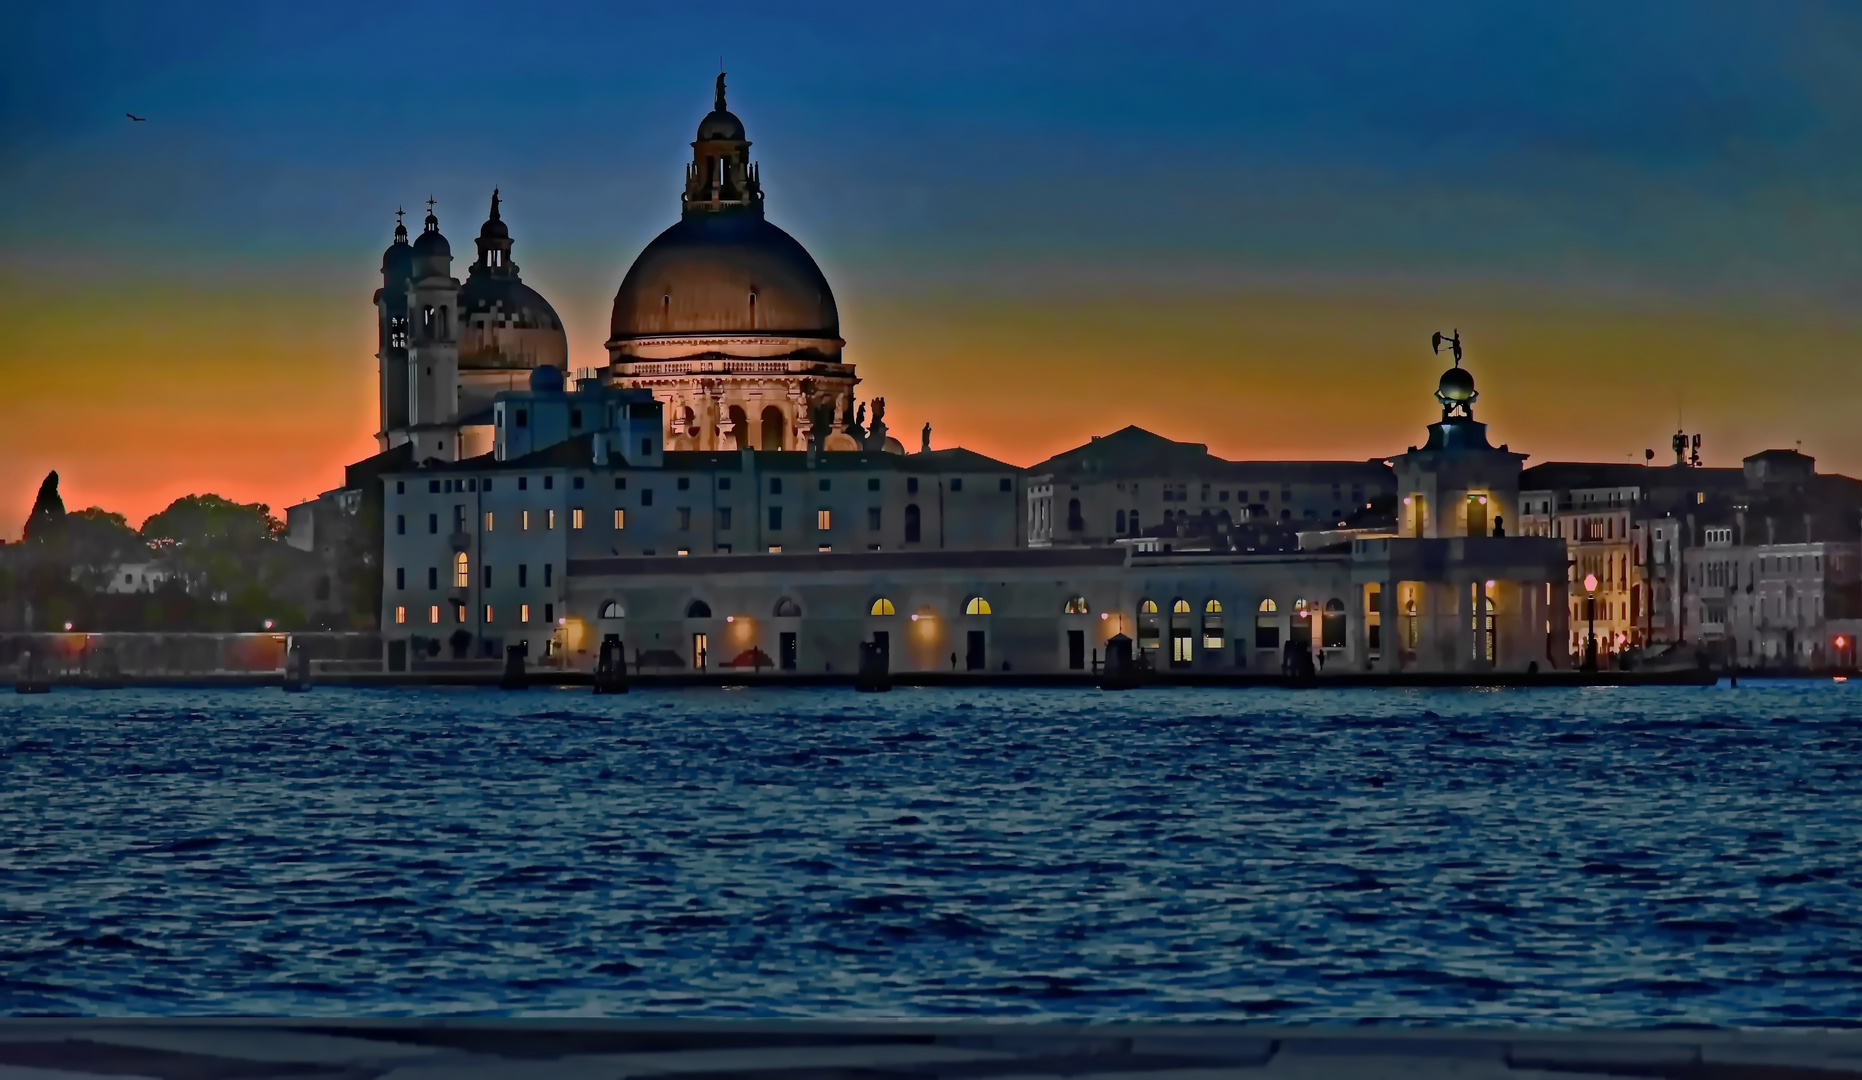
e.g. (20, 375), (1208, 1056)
(1, 1021), (1859, 1080)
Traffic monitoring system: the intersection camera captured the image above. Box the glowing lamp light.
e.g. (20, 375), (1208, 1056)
(726, 615), (735, 623)
(1837, 635), (1848, 648)
(1099, 612), (1109, 620)
(1583, 573), (1599, 593)
(63, 621), (73, 631)
(910, 613), (920, 622)
(1485, 580), (1496, 589)
(262, 619), (274, 629)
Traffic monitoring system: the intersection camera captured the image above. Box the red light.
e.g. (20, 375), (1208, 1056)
(1839, 636), (1848, 648)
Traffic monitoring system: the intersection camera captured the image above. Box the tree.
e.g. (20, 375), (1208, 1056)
(22, 471), (65, 544)
(141, 494), (283, 549)
(63, 507), (148, 592)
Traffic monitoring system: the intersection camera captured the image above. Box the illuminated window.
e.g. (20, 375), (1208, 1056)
(1139, 599), (1159, 614)
(1172, 598), (1191, 614)
(521, 604), (531, 623)
(613, 508), (625, 529)
(453, 552), (469, 587)
(965, 596), (991, 615)
(818, 544), (831, 552)
(1202, 600), (1225, 649)
(522, 510), (531, 530)
(1064, 596), (1089, 614)
(394, 605), (406, 625)
(817, 509), (832, 530)
(547, 509), (557, 530)
(483, 511), (494, 532)
(871, 598), (895, 616)
(483, 605), (493, 623)
(572, 508), (585, 529)
(768, 545), (782, 553)
(428, 605), (439, 624)
(1206, 600), (1223, 613)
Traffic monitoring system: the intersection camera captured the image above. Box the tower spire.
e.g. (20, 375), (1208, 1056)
(715, 70), (726, 111)
(393, 206), (407, 242)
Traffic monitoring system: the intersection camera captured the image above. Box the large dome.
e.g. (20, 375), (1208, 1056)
(607, 211), (840, 350)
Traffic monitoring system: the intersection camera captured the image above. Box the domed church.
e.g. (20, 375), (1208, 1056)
(374, 193), (568, 461)
(607, 74), (870, 453)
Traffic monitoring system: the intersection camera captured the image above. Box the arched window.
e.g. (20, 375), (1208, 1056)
(1172, 598), (1191, 614)
(1202, 600), (1225, 649)
(1258, 599), (1277, 613)
(1205, 600), (1223, 613)
(904, 503), (922, 543)
(1255, 600), (1280, 650)
(685, 599), (712, 618)
(870, 598), (895, 616)
(726, 405), (750, 450)
(1139, 599), (1159, 614)
(1064, 596), (1089, 614)
(598, 600), (624, 619)
(1322, 597), (1347, 649)
(453, 551), (469, 587)
(964, 596), (992, 615)
(760, 405), (786, 451)
(773, 597), (801, 617)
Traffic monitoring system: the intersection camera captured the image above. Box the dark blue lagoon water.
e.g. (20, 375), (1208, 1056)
(4, 683), (1862, 1024)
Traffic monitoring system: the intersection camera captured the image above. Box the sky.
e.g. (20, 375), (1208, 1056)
(4, 0), (1860, 536)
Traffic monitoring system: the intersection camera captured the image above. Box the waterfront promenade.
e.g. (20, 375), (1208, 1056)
(1, 1020), (1860, 1078)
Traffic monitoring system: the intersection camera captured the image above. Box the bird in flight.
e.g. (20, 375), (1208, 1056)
(126, 113), (146, 122)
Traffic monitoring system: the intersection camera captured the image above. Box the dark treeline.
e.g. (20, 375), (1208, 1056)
(0, 471), (344, 633)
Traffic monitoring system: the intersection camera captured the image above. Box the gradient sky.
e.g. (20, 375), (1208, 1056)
(4, 1), (1860, 536)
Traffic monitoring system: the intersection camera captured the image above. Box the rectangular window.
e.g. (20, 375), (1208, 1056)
(545, 603), (554, 623)
(768, 544), (782, 553)
(867, 478), (880, 491)
(817, 509), (832, 530)
(483, 511), (494, 532)
(718, 477), (731, 490)
(572, 508), (585, 529)
(544, 564), (552, 587)
(522, 510), (531, 530)
(547, 509), (556, 530)
(818, 544), (832, 553)
(999, 477), (1011, 492)
(908, 477), (919, 494)
(819, 478), (831, 491)
(678, 477), (690, 490)
(642, 489), (654, 506)
(615, 477), (627, 490)
(570, 409), (582, 427)
(521, 604), (531, 623)
(429, 479), (441, 493)
(544, 476), (553, 490)
(769, 478), (784, 495)
(482, 565), (492, 588)
(613, 508), (626, 529)
(515, 409), (528, 428)
(396, 481), (405, 494)
(769, 506), (783, 531)
(395, 605), (406, 624)
(867, 507), (881, 530)
(483, 479), (493, 492)
(678, 507), (692, 530)
(428, 513), (438, 534)
(396, 514), (405, 535)
(718, 507), (732, 529)
(428, 605), (440, 624)
(483, 605), (493, 623)
(519, 477), (528, 491)
(677, 548), (690, 556)
(950, 478), (963, 492)
(518, 564), (528, 587)
(396, 567), (405, 590)
(427, 567), (438, 589)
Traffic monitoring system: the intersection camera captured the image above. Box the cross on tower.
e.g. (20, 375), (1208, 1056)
(426, 195), (437, 213)
(395, 206), (405, 226)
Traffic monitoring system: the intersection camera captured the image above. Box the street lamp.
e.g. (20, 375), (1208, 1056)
(1582, 572), (1599, 671)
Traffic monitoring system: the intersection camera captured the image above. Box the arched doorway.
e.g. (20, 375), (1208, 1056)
(727, 405), (750, 450)
(760, 405), (786, 451)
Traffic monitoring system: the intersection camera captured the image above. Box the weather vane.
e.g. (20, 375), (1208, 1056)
(1431, 329), (1463, 366)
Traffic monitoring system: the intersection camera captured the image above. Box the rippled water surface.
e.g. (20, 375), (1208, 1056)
(5, 683), (1862, 1023)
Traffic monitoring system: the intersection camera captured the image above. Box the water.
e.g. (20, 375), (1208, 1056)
(3, 683), (1861, 1024)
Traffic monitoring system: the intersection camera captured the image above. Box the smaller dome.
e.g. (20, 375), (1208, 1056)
(478, 189), (509, 241)
(1437, 366), (1476, 404)
(529, 364), (564, 393)
(413, 214), (450, 259)
(381, 234), (413, 280)
(697, 108), (745, 141)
